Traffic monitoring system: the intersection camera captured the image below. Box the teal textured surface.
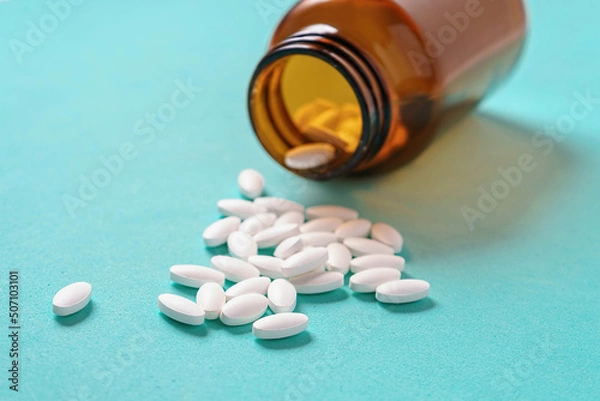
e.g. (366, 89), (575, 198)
(1, 1), (599, 400)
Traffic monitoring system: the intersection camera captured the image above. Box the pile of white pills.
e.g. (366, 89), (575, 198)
(156, 168), (431, 340)
(50, 168), (430, 339)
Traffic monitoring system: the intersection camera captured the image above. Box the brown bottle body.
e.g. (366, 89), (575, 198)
(249, 0), (527, 178)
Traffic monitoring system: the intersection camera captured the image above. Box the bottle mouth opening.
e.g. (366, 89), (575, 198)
(248, 34), (389, 180)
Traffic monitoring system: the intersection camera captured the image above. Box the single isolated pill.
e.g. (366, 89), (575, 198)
(203, 216), (241, 247)
(239, 212), (277, 236)
(284, 143), (336, 170)
(247, 255), (284, 279)
(300, 231), (338, 247)
(211, 256), (260, 283)
(227, 231), (258, 260)
(196, 283), (226, 320)
(52, 282), (92, 317)
(225, 277), (271, 301)
(349, 267), (401, 293)
(274, 235), (304, 259)
(343, 237), (395, 257)
(158, 294), (205, 326)
(334, 218), (372, 239)
(289, 271), (344, 294)
(281, 247), (329, 278)
(300, 217), (344, 233)
(274, 210), (305, 226)
(268, 278), (297, 313)
(238, 169), (265, 199)
(220, 293), (269, 326)
(326, 242), (352, 275)
(253, 313), (309, 340)
(376, 279), (430, 304)
(169, 264), (225, 288)
(305, 205), (359, 221)
(254, 197), (305, 215)
(350, 254), (406, 273)
(253, 223), (301, 248)
(370, 222), (404, 253)
(217, 199), (267, 219)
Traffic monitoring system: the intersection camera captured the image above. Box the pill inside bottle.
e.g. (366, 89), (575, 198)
(248, 0), (527, 180)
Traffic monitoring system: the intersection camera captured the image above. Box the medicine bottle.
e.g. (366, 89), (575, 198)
(248, 0), (527, 179)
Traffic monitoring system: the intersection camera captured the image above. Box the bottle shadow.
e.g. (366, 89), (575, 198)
(297, 112), (579, 263)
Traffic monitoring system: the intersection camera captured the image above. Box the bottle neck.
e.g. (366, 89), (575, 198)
(248, 25), (391, 179)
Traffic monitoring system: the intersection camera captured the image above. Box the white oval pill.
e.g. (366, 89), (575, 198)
(238, 169), (264, 199)
(247, 255), (284, 279)
(254, 197), (304, 215)
(227, 231), (258, 260)
(350, 254), (406, 273)
(334, 218), (372, 239)
(305, 205), (359, 221)
(239, 213), (277, 236)
(284, 143), (336, 170)
(300, 217), (343, 233)
(326, 242), (352, 275)
(274, 210), (305, 226)
(300, 232), (338, 247)
(225, 277), (271, 301)
(217, 199), (267, 219)
(371, 222), (404, 253)
(343, 237), (395, 257)
(268, 279), (297, 313)
(169, 264), (226, 288)
(376, 279), (430, 304)
(210, 256), (260, 283)
(289, 271), (344, 294)
(253, 313), (308, 340)
(52, 282), (92, 316)
(219, 293), (268, 326)
(281, 247), (329, 278)
(203, 216), (241, 247)
(158, 293), (205, 325)
(195, 283), (225, 320)
(349, 267), (401, 293)
(274, 235), (304, 259)
(253, 223), (301, 248)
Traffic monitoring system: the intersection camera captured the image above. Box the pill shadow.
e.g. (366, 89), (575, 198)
(300, 112), (578, 262)
(255, 331), (313, 350)
(351, 292), (377, 303)
(169, 283), (200, 298)
(202, 244), (229, 258)
(296, 289), (348, 305)
(158, 313), (208, 337)
(378, 298), (436, 314)
(54, 301), (93, 326)
(222, 323), (253, 336)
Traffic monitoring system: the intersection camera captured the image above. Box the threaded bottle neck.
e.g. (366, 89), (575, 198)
(248, 25), (391, 179)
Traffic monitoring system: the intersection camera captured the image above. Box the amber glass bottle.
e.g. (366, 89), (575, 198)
(248, 0), (527, 179)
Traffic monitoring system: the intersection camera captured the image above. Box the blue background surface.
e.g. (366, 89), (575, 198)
(1, 0), (599, 400)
